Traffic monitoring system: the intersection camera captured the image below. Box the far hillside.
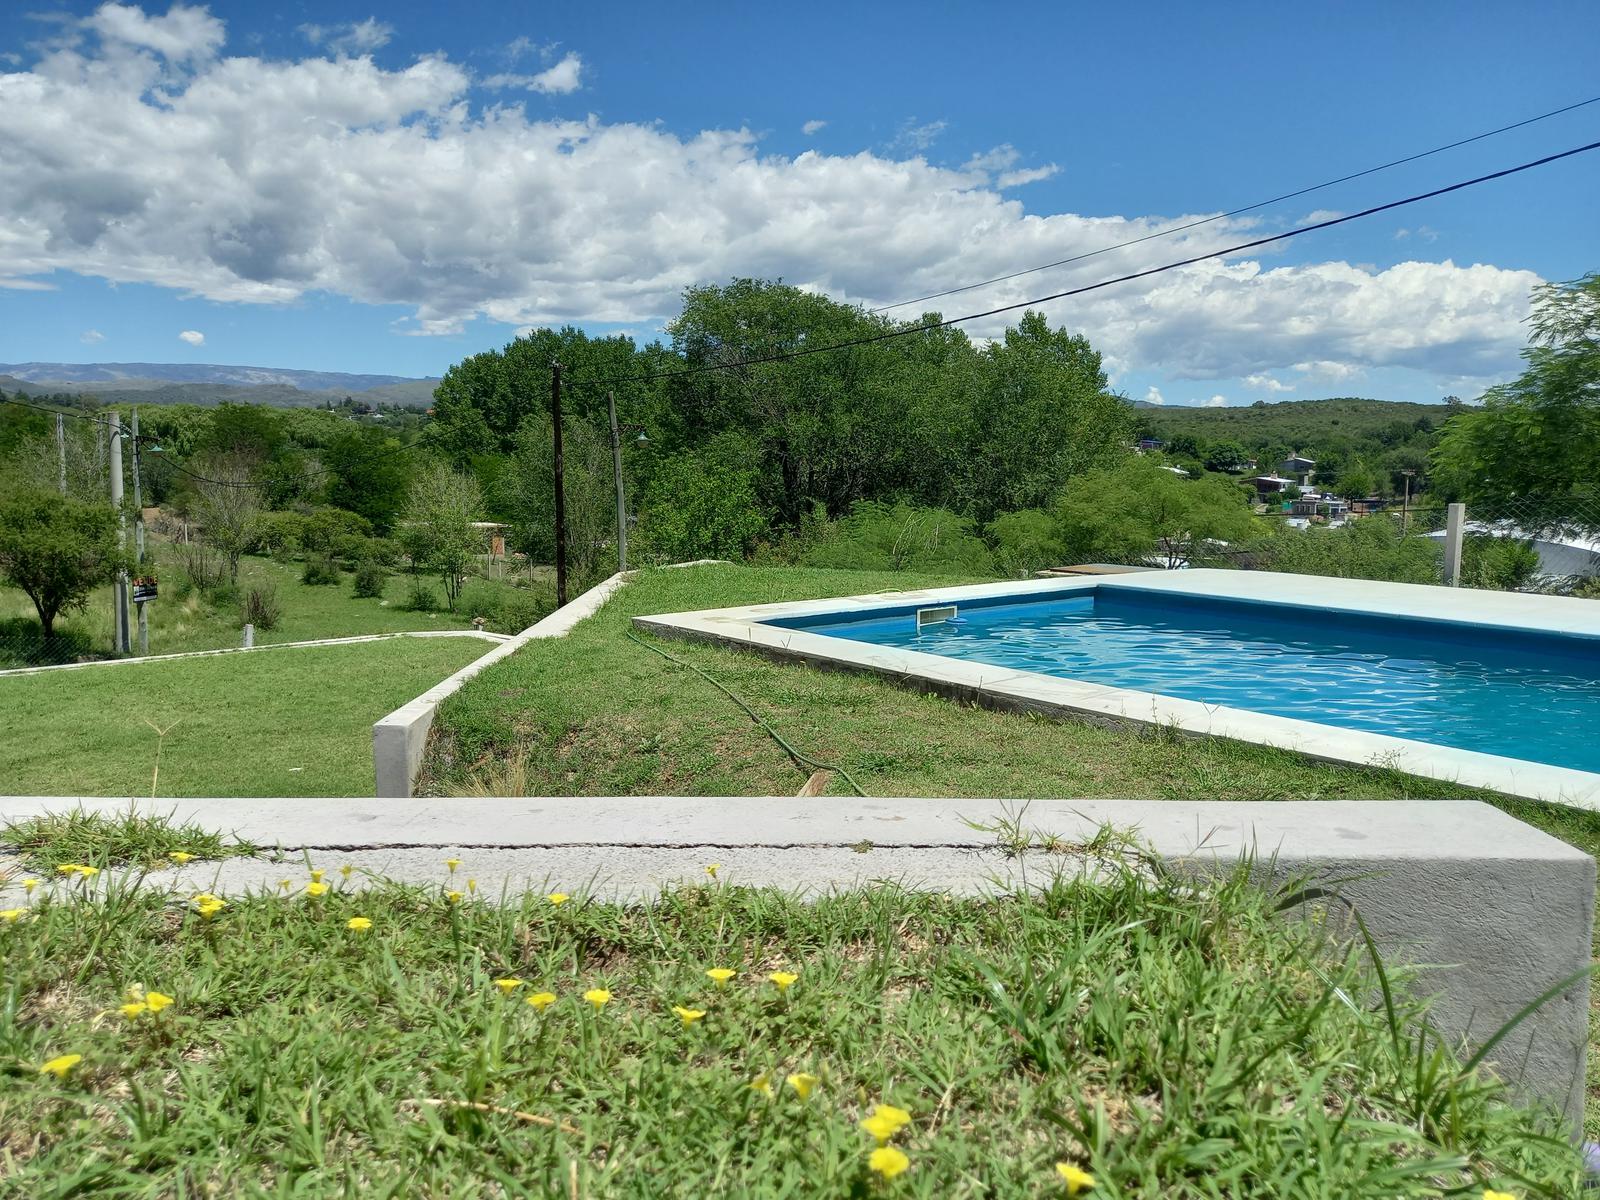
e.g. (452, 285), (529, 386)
(1135, 397), (1458, 496)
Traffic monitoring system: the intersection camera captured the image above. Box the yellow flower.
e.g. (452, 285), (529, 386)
(526, 991), (558, 1012)
(346, 917), (373, 933)
(706, 967), (737, 988)
(144, 991), (174, 1013)
(305, 882), (329, 898)
(196, 899), (226, 920)
(672, 1005), (706, 1027)
(547, 892), (570, 907)
(0, 908), (26, 923)
(445, 858), (461, 873)
(704, 863), (720, 879)
(786, 1072), (819, 1101)
(1056, 1164), (1096, 1196)
(467, 878), (478, 894)
(191, 892), (220, 905)
(861, 1103), (912, 1143)
(39, 1053), (82, 1079)
(56, 863), (84, 875)
(119, 1001), (148, 1019)
(583, 988), (611, 1010)
(445, 890), (465, 905)
(750, 1072), (775, 1098)
(340, 864), (353, 880)
(309, 869), (325, 883)
(277, 879), (293, 892)
(22, 878), (39, 894)
(1482, 1191), (1517, 1200)
(868, 1146), (910, 1179)
(75, 865), (100, 878)
(169, 851), (195, 864)
(495, 978), (524, 995)
(768, 971), (798, 993)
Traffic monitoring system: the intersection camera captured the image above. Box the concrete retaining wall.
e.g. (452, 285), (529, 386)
(371, 571), (632, 796)
(0, 794), (1589, 1127)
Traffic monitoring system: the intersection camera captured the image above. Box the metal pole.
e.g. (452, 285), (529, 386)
(108, 412), (130, 653)
(551, 362), (568, 607)
(55, 413), (66, 494)
(607, 390), (627, 573)
(131, 406), (148, 655)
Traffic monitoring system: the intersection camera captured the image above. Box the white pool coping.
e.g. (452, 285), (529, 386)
(634, 569), (1600, 809)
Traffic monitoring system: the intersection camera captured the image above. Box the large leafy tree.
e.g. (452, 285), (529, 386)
(0, 490), (126, 638)
(400, 463), (483, 611)
(322, 427), (411, 535)
(1054, 458), (1258, 569)
(1432, 273), (1600, 531)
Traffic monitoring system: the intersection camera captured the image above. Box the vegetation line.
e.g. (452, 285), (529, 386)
(625, 630), (867, 797)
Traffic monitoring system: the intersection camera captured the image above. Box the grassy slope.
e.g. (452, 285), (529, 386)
(0, 868), (1577, 1195)
(426, 563), (1491, 801)
(0, 548), (541, 665)
(0, 637), (489, 797)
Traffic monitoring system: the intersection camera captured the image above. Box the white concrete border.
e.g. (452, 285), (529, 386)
(635, 569), (1600, 809)
(0, 794), (1589, 1125)
(0, 629), (508, 678)
(371, 571), (633, 797)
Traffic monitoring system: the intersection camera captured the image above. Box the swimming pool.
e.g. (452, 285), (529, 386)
(635, 570), (1600, 806)
(768, 588), (1600, 775)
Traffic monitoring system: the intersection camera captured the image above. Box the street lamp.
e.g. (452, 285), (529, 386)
(606, 389), (646, 572)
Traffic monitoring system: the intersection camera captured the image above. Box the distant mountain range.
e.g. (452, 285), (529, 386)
(0, 362), (440, 409)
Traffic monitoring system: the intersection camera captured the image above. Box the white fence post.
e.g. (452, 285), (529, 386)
(242, 623), (255, 649)
(1442, 502), (1465, 587)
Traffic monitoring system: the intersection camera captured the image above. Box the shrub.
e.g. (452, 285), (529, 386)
(802, 502), (994, 575)
(988, 508), (1065, 577)
(1249, 516), (1441, 584)
(352, 560), (389, 599)
(300, 507), (373, 556)
(175, 538), (228, 596)
(634, 448), (767, 564)
(301, 556), (341, 586)
(241, 583), (281, 631)
(1461, 534), (1542, 592)
(252, 511), (308, 559)
(404, 579), (439, 612)
(458, 581), (553, 633)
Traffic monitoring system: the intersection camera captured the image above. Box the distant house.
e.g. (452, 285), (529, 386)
(1278, 454), (1316, 487)
(1136, 437), (1164, 452)
(1349, 496), (1389, 515)
(1290, 493), (1349, 521)
(1251, 474), (1296, 499)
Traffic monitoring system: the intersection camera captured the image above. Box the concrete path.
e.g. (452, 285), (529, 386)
(0, 628), (509, 678)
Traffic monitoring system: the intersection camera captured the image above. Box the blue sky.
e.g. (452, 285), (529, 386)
(1, 0), (1597, 404)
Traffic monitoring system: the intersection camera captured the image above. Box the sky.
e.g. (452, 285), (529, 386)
(1, 1), (1597, 405)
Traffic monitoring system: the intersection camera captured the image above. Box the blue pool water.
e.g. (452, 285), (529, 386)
(768, 589), (1600, 773)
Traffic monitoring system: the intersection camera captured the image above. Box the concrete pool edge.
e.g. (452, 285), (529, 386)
(633, 570), (1600, 810)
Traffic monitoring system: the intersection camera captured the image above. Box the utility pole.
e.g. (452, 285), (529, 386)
(108, 412), (130, 654)
(607, 390), (627, 573)
(131, 406), (148, 655)
(1400, 469), (1415, 535)
(55, 413), (66, 494)
(551, 361), (568, 607)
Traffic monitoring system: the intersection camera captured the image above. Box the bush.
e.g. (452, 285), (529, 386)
(458, 581), (553, 633)
(301, 556), (341, 586)
(988, 508), (1064, 577)
(175, 538), (228, 597)
(802, 502), (993, 575)
(634, 445), (767, 564)
(1249, 516), (1441, 584)
(1461, 534), (1542, 592)
(241, 583), (281, 631)
(352, 561), (389, 599)
(404, 579), (439, 612)
(300, 507), (373, 556)
(252, 511), (308, 559)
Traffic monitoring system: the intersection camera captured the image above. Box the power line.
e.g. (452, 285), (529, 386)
(567, 138), (1600, 393)
(867, 92), (1600, 315)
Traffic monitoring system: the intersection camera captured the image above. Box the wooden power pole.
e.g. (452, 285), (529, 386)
(551, 362), (568, 607)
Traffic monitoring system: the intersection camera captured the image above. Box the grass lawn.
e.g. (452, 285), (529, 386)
(0, 636), (490, 797)
(425, 563), (1493, 802)
(0, 547), (546, 668)
(0, 860), (1581, 1196)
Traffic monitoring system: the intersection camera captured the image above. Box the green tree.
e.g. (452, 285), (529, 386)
(400, 463), (483, 611)
(1203, 440), (1250, 473)
(1432, 273), (1600, 531)
(1053, 458), (1258, 569)
(496, 414), (617, 584)
(0, 490), (126, 639)
(191, 456), (263, 584)
(635, 441), (768, 564)
(323, 428), (411, 534)
(987, 508), (1065, 577)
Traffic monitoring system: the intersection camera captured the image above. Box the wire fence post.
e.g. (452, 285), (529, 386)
(108, 412), (131, 653)
(1442, 502), (1466, 587)
(131, 405), (148, 655)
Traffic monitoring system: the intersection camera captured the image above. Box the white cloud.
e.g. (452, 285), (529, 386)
(80, 328), (106, 343)
(1203, 394), (1228, 407)
(1302, 210), (1344, 224)
(963, 145), (1058, 188)
(0, 16), (1542, 393)
(1394, 226), (1440, 243)
(891, 118), (947, 152)
(997, 165), (1059, 188)
(801, 119), (826, 136)
(300, 17), (394, 57)
(87, 2), (224, 63)
(1142, 386), (1165, 405)
(178, 329), (204, 345)
(484, 51), (582, 95)
(1242, 372), (1292, 393)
